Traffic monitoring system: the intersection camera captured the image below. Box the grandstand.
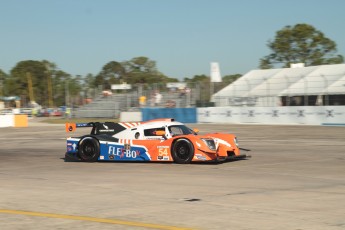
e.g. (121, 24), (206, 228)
(212, 64), (345, 107)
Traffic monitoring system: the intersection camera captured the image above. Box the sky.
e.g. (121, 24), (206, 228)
(1, 0), (345, 80)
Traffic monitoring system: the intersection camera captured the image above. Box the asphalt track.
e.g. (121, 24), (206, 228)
(0, 120), (345, 230)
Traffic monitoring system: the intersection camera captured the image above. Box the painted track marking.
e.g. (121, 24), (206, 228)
(0, 209), (195, 230)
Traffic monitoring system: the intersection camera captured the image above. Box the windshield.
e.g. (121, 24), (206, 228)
(168, 125), (194, 136)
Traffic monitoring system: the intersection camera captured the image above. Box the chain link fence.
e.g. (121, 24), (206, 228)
(73, 74), (345, 118)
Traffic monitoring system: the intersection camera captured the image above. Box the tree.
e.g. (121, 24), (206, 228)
(122, 56), (173, 84)
(95, 61), (125, 89)
(10, 60), (47, 106)
(0, 69), (8, 96)
(260, 24), (344, 69)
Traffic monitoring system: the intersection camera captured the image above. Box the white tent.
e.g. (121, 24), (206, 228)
(212, 64), (345, 106)
(279, 64), (345, 96)
(322, 75), (345, 95)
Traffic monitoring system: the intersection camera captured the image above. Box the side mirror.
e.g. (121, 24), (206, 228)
(193, 128), (199, 134)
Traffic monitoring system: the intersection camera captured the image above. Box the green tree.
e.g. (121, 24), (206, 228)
(260, 23), (344, 69)
(10, 60), (47, 106)
(53, 70), (72, 106)
(95, 61), (125, 89)
(223, 74), (241, 84)
(83, 73), (96, 98)
(0, 69), (8, 96)
(122, 56), (169, 84)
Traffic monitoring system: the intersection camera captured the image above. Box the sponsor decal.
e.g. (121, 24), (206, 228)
(194, 155), (207, 161)
(157, 146), (169, 149)
(67, 142), (77, 151)
(157, 156), (170, 161)
(297, 110), (305, 117)
(326, 110), (334, 117)
(248, 110), (255, 117)
(124, 144), (131, 151)
(99, 123), (114, 132)
(100, 156), (104, 160)
(99, 129), (115, 132)
(108, 145), (140, 159)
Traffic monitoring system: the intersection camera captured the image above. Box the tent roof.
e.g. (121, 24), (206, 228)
(279, 64), (345, 96)
(213, 68), (281, 97)
(213, 64), (345, 98)
(321, 75), (345, 95)
(245, 66), (318, 96)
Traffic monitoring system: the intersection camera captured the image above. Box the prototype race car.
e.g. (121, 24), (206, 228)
(65, 118), (250, 164)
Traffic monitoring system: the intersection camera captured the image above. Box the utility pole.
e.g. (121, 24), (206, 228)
(26, 72), (35, 103)
(47, 72), (53, 107)
(0, 79), (3, 97)
(65, 78), (69, 107)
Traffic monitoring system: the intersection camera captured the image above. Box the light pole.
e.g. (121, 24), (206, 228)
(65, 78), (69, 107)
(0, 79), (3, 97)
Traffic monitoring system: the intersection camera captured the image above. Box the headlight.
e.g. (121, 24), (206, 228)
(201, 138), (216, 151)
(234, 137), (239, 147)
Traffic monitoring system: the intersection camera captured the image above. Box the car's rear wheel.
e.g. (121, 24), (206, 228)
(171, 138), (194, 164)
(78, 136), (100, 162)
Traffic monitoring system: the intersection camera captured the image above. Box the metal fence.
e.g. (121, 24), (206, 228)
(73, 82), (224, 118)
(73, 76), (345, 118)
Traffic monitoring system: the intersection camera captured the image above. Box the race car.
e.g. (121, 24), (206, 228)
(65, 118), (250, 163)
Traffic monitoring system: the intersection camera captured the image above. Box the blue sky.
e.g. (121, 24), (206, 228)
(1, 0), (345, 80)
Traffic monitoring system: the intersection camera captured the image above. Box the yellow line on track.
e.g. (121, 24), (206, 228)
(0, 209), (195, 230)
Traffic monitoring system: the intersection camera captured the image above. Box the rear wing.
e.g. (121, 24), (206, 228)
(65, 122), (127, 135)
(65, 123), (94, 132)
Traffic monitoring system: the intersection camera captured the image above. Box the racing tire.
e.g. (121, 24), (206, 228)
(78, 136), (100, 162)
(171, 138), (194, 164)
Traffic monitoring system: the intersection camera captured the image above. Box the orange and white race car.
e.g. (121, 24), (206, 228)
(65, 118), (250, 163)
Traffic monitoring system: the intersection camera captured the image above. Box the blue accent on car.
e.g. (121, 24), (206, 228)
(99, 142), (151, 161)
(67, 139), (79, 153)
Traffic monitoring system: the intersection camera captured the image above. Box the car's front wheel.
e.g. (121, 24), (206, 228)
(78, 136), (100, 162)
(171, 138), (194, 164)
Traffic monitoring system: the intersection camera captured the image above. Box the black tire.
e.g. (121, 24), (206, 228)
(171, 138), (194, 164)
(78, 136), (100, 162)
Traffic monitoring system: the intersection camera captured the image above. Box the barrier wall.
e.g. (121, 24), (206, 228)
(14, 114), (28, 127)
(0, 114), (28, 128)
(141, 108), (197, 123)
(120, 112), (142, 122)
(0, 115), (14, 127)
(197, 106), (345, 125)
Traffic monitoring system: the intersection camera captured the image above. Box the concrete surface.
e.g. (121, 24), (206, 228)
(0, 122), (345, 229)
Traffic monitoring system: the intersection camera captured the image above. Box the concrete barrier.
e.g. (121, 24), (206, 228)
(0, 114), (28, 127)
(14, 114), (28, 127)
(120, 112), (142, 122)
(197, 106), (345, 125)
(0, 115), (14, 127)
